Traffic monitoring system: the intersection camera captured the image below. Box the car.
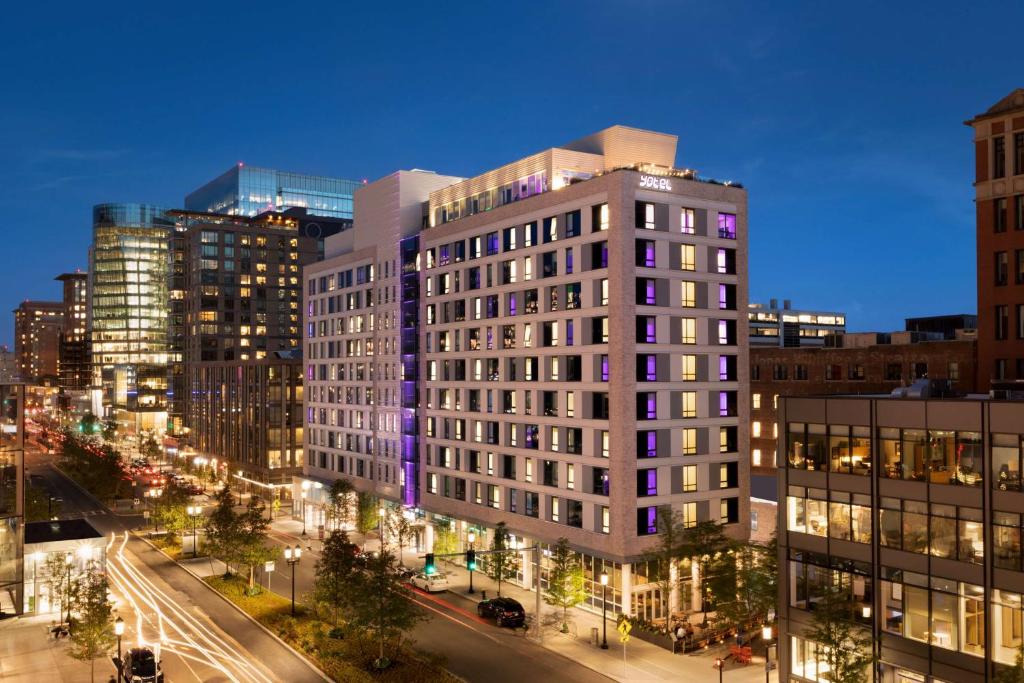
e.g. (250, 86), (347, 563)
(397, 566), (417, 580)
(409, 571), (449, 592)
(186, 484), (204, 495)
(477, 596), (526, 627)
(122, 646), (164, 682)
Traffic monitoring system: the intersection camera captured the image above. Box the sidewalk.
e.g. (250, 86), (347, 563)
(0, 614), (114, 683)
(268, 517), (777, 683)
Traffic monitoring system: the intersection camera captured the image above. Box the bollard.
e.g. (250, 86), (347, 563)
(481, 590), (487, 601)
(592, 627), (600, 646)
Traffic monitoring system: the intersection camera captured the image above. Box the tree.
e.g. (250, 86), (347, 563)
(486, 522), (518, 597)
(67, 562), (115, 683)
(386, 512), (414, 566)
(544, 538), (587, 633)
(708, 538), (778, 639)
(58, 431), (130, 502)
(25, 482), (61, 522)
(996, 643), (1024, 683)
(346, 550), (426, 668)
(204, 485), (242, 576)
(236, 496), (279, 593)
(642, 507), (687, 630)
(326, 478), (355, 531)
(78, 413), (100, 436)
(311, 530), (362, 627)
(802, 585), (874, 683)
(356, 492), (380, 535)
(152, 479), (191, 542)
(45, 552), (78, 622)
(140, 432), (161, 460)
(678, 520), (734, 621)
(101, 417), (117, 441)
(433, 524), (457, 567)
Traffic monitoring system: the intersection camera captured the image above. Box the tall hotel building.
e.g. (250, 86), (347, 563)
(301, 126), (749, 617)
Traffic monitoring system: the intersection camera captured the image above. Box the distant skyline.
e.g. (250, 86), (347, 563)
(2, 0), (1019, 343)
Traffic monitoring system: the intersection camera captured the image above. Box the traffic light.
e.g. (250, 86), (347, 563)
(425, 553), (436, 575)
(466, 549), (476, 572)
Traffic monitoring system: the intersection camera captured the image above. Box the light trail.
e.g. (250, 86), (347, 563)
(105, 532), (277, 683)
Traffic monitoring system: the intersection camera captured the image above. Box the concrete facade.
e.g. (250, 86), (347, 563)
(13, 301), (63, 386)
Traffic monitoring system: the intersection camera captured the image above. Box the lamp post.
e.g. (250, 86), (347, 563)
(378, 506), (386, 551)
(762, 624), (774, 683)
(187, 505), (201, 557)
(284, 545), (301, 616)
(237, 470), (244, 506)
(31, 551), (42, 613)
(467, 531), (476, 594)
(64, 551), (73, 625)
(714, 657), (724, 683)
(114, 616), (125, 681)
(599, 572), (609, 649)
(300, 480), (310, 536)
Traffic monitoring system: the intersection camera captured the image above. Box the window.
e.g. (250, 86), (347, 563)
(636, 239), (656, 267)
(997, 251), (1009, 285)
(995, 135), (1007, 179)
(637, 278), (657, 305)
(1018, 305), (1024, 340)
(593, 203), (609, 232)
(638, 202), (656, 230)
(752, 393), (761, 409)
(717, 213), (736, 239)
(681, 428), (697, 455)
(681, 392), (696, 418)
(680, 281), (696, 307)
(680, 244), (695, 271)
(997, 304), (1010, 340)
(682, 465), (697, 492)
(1016, 133), (1024, 176)
(680, 317), (696, 344)
(1017, 195), (1024, 231)
(680, 354), (696, 381)
(638, 469), (657, 497)
(996, 197), (1008, 232)
(680, 207), (695, 234)
(849, 364), (865, 380)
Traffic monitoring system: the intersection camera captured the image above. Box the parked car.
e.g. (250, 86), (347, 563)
(477, 596), (526, 627)
(397, 566), (417, 580)
(409, 571), (449, 592)
(122, 646), (164, 682)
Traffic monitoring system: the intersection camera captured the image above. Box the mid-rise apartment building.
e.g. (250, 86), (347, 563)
(89, 203), (173, 433)
(778, 394), (1024, 683)
(967, 89), (1024, 389)
(301, 126), (749, 619)
(55, 272), (90, 392)
(13, 301), (63, 385)
(749, 299), (846, 347)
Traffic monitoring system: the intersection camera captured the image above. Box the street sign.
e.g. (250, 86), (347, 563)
(133, 498), (140, 505)
(620, 634), (630, 643)
(264, 561), (275, 573)
(617, 620), (632, 637)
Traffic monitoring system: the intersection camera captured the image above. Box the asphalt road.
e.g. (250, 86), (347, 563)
(262, 527), (610, 683)
(26, 446), (327, 683)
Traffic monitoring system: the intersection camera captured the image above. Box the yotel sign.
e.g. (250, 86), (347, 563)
(639, 174), (672, 191)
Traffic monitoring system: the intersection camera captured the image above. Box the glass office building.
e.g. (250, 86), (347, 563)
(0, 384), (24, 616)
(185, 164), (361, 220)
(90, 203), (173, 433)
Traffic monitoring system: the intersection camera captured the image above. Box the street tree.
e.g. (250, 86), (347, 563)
(67, 562), (115, 683)
(25, 482), (61, 522)
(486, 522), (518, 597)
(346, 550), (426, 669)
(996, 644), (1024, 683)
(678, 520), (734, 621)
(708, 537), (777, 639)
(386, 512), (414, 566)
(140, 432), (161, 461)
(311, 530), (362, 627)
(544, 538), (587, 633)
(356, 492), (380, 534)
(45, 552), (78, 622)
(802, 585), (874, 683)
(101, 417), (117, 441)
(152, 479), (191, 543)
(641, 507), (687, 629)
(237, 496), (279, 593)
(433, 524), (457, 567)
(204, 485), (242, 577)
(325, 478), (355, 531)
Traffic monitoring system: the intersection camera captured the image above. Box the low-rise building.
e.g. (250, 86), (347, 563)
(749, 299), (845, 348)
(23, 518), (105, 615)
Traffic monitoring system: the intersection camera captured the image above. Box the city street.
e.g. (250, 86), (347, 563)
(25, 445), (327, 683)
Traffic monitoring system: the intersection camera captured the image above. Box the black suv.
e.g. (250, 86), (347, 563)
(122, 647), (164, 682)
(477, 597), (526, 627)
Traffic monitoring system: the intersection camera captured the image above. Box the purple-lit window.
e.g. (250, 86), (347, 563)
(719, 284), (728, 309)
(439, 245), (450, 265)
(308, 301), (314, 316)
(306, 365), (314, 380)
(600, 243), (608, 268)
(644, 242), (656, 267)
(307, 322), (314, 338)
(601, 355), (610, 381)
(718, 213), (737, 239)
(487, 232), (500, 255)
(640, 506), (658, 535)
(642, 431), (657, 457)
(307, 407), (314, 424)
(645, 355), (657, 381)
(718, 320), (729, 345)
(487, 296), (499, 318)
(644, 470), (657, 496)
(719, 356), (729, 381)
(566, 248), (574, 274)
(566, 320), (574, 346)
(508, 295), (517, 316)
(645, 279), (656, 305)
(646, 318), (656, 343)
(719, 392), (728, 417)
(639, 393), (656, 420)
(525, 425), (539, 449)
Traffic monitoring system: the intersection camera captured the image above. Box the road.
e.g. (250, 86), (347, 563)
(26, 446), (327, 683)
(263, 527), (610, 683)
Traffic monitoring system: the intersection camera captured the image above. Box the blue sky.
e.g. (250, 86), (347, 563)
(1, 0), (1020, 344)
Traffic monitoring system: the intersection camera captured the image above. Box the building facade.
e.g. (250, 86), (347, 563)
(13, 301), (62, 385)
(0, 384), (25, 616)
(905, 314), (977, 341)
(967, 89), (1024, 390)
(185, 164), (362, 220)
(55, 272), (90, 392)
(751, 332), (977, 476)
(301, 126), (749, 619)
(749, 299), (846, 347)
(89, 203), (173, 433)
(778, 394), (1024, 683)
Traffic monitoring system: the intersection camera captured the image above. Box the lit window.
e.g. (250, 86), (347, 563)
(681, 318), (696, 344)
(681, 392), (697, 418)
(681, 354), (696, 381)
(753, 421), (762, 438)
(682, 465), (697, 492)
(753, 448), (762, 466)
(681, 208), (695, 234)
(752, 393), (761, 409)
(680, 281), (696, 307)
(680, 244), (696, 271)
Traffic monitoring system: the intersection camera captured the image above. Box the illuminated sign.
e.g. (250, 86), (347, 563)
(639, 174), (672, 191)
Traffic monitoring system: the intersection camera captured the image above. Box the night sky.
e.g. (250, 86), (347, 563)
(2, 1), (1020, 344)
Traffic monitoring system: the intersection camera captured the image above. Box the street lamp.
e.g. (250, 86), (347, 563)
(467, 531), (476, 594)
(187, 505), (202, 557)
(64, 551), (73, 626)
(714, 657), (724, 683)
(378, 506), (386, 551)
(284, 545), (302, 616)
(599, 572), (609, 649)
(114, 616), (125, 681)
(762, 624), (775, 683)
(300, 480), (311, 536)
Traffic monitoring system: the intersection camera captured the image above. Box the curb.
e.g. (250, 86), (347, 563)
(134, 532), (334, 683)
